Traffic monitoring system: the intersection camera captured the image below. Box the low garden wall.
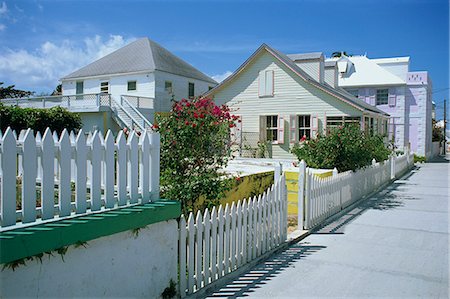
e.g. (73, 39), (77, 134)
(0, 201), (181, 298)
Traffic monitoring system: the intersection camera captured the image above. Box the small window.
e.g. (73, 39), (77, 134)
(165, 81), (172, 93)
(76, 81), (84, 95)
(347, 89), (359, 97)
(188, 82), (195, 98)
(266, 115), (278, 142)
(259, 70), (274, 97)
(127, 81), (137, 91)
(100, 81), (109, 93)
(376, 89), (389, 105)
(298, 115), (311, 139)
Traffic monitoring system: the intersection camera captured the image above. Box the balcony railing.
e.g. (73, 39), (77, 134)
(1, 94), (112, 110)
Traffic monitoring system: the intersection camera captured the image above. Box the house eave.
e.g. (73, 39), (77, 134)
(60, 70), (152, 82)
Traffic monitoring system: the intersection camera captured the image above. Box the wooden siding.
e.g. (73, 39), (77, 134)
(324, 68), (336, 88)
(212, 52), (363, 159)
(213, 51), (362, 134)
(294, 60), (320, 82)
(154, 70), (216, 112)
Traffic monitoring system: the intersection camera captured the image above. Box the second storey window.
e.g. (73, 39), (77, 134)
(258, 70), (274, 97)
(376, 89), (389, 105)
(165, 81), (173, 93)
(298, 115), (311, 139)
(76, 81), (84, 94)
(100, 81), (109, 93)
(127, 81), (137, 91)
(188, 82), (195, 98)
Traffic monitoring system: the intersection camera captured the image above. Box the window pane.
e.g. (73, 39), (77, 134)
(188, 83), (195, 98)
(127, 81), (136, 91)
(304, 115), (310, 127)
(376, 89), (388, 105)
(76, 81), (83, 94)
(100, 82), (109, 93)
(165, 81), (172, 91)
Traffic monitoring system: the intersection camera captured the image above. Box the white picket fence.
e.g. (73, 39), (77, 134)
(178, 174), (287, 297)
(298, 153), (414, 230)
(0, 127), (160, 229)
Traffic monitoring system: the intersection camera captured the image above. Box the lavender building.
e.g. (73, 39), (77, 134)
(326, 55), (432, 157)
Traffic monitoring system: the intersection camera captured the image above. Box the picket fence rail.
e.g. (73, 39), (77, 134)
(0, 127), (160, 229)
(298, 152), (414, 230)
(178, 174), (287, 297)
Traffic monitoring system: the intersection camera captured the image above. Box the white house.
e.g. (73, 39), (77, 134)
(17, 37), (217, 133)
(326, 55), (433, 157)
(204, 44), (389, 159)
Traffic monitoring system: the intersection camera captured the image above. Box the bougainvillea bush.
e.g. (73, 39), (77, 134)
(154, 98), (239, 214)
(291, 124), (390, 172)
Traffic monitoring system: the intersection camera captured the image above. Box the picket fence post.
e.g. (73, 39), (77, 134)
(390, 155), (396, 179)
(297, 160), (306, 230)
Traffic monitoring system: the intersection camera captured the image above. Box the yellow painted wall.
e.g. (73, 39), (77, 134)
(285, 170), (333, 216)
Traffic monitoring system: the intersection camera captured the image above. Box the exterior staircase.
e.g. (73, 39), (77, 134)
(111, 96), (153, 132)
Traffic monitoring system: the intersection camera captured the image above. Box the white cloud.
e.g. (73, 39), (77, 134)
(0, 35), (135, 92)
(211, 71), (233, 83)
(0, 24), (5, 31)
(0, 2), (7, 15)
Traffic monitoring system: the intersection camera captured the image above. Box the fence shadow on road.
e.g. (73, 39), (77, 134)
(206, 244), (326, 298)
(313, 167), (420, 235)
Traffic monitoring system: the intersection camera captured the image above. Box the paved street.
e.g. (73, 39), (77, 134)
(207, 158), (449, 298)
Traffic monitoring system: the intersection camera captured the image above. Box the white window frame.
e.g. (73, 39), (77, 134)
(127, 80), (137, 91)
(76, 81), (84, 95)
(258, 70), (274, 97)
(298, 115), (311, 140)
(188, 82), (195, 99)
(266, 115), (278, 142)
(376, 89), (389, 105)
(100, 81), (109, 94)
(165, 81), (173, 94)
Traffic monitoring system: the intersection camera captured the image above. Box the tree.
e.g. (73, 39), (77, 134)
(154, 97), (239, 214)
(432, 119), (444, 142)
(291, 124), (390, 172)
(0, 82), (34, 99)
(52, 84), (62, 96)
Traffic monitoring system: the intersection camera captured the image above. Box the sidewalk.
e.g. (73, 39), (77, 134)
(206, 158), (449, 298)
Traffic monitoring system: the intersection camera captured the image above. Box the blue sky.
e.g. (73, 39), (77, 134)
(0, 0), (448, 119)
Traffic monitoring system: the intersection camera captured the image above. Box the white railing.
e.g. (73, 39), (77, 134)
(178, 174), (287, 297)
(118, 96), (153, 131)
(122, 95), (155, 110)
(298, 153), (414, 230)
(0, 94), (110, 110)
(0, 127), (160, 230)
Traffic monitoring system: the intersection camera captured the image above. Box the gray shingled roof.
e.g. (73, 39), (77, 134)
(61, 38), (217, 84)
(287, 52), (323, 61)
(205, 44), (388, 116)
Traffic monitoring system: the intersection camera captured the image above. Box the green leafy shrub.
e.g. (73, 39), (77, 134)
(291, 124), (390, 172)
(0, 104), (82, 134)
(154, 98), (239, 214)
(414, 154), (426, 163)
